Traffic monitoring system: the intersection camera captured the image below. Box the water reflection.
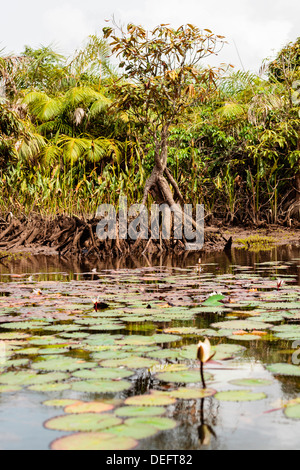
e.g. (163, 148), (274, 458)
(0, 244), (300, 283)
(198, 398), (217, 447)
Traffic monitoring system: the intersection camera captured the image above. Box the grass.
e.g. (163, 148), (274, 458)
(235, 235), (276, 252)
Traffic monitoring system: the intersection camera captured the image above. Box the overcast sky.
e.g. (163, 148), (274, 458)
(1, 0), (299, 72)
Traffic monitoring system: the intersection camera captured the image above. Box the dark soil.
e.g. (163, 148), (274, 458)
(0, 214), (299, 259)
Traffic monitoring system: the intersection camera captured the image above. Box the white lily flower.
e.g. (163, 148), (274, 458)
(197, 338), (215, 363)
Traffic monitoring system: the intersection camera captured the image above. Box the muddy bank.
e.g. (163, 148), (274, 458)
(0, 214), (224, 259)
(0, 214), (299, 259)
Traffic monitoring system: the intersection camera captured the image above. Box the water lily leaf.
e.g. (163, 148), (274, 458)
(229, 378), (273, 387)
(115, 406), (166, 417)
(116, 336), (156, 346)
(227, 334), (263, 341)
(105, 423), (159, 439)
(0, 384), (22, 393)
(284, 404), (300, 419)
(100, 356), (159, 370)
(124, 391), (176, 407)
(3, 358), (30, 368)
(0, 321), (49, 330)
(51, 432), (138, 450)
(210, 320), (273, 330)
(146, 349), (179, 360)
(64, 401), (115, 414)
(45, 413), (122, 432)
(215, 390), (267, 401)
(163, 327), (205, 336)
(71, 379), (132, 394)
(266, 363), (300, 377)
(43, 399), (81, 408)
(124, 416), (177, 431)
(168, 387), (216, 399)
(152, 333), (182, 343)
(0, 371), (68, 385)
(156, 369), (212, 384)
(28, 382), (71, 392)
(72, 368), (133, 380)
(202, 294), (225, 306)
(0, 332), (30, 340)
(91, 350), (132, 361)
(31, 357), (97, 372)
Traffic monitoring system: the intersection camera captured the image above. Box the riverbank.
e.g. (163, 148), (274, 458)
(0, 214), (299, 259)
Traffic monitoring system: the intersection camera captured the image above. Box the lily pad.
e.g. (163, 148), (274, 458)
(45, 413), (122, 432)
(51, 432), (138, 450)
(284, 404), (300, 419)
(72, 368), (133, 380)
(229, 378), (273, 387)
(210, 320), (273, 331)
(64, 401), (115, 414)
(169, 387), (216, 399)
(31, 357), (97, 372)
(266, 363), (300, 377)
(124, 416), (177, 431)
(115, 406), (166, 417)
(105, 423), (159, 439)
(71, 379), (132, 394)
(215, 390), (267, 402)
(124, 391), (176, 407)
(28, 382), (71, 392)
(156, 369), (212, 384)
(100, 356), (159, 370)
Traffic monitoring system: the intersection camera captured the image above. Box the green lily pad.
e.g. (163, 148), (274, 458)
(124, 416), (177, 431)
(45, 413), (122, 432)
(156, 369), (212, 384)
(284, 404), (300, 419)
(71, 379), (132, 394)
(116, 336), (156, 346)
(215, 390), (267, 402)
(100, 356), (159, 370)
(31, 357), (97, 372)
(266, 363), (300, 376)
(105, 423), (159, 439)
(28, 382), (71, 392)
(168, 387), (216, 399)
(152, 334), (182, 343)
(0, 321), (49, 330)
(91, 350), (132, 361)
(124, 392), (176, 407)
(72, 368), (133, 380)
(229, 379), (273, 387)
(202, 294), (225, 306)
(43, 399), (81, 408)
(0, 384), (22, 393)
(0, 371), (68, 386)
(115, 406), (166, 417)
(146, 349), (179, 360)
(0, 332), (30, 340)
(210, 320), (273, 330)
(51, 432), (138, 450)
(64, 401), (115, 414)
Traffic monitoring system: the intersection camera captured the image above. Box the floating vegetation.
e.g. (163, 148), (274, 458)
(236, 235), (276, 252)
(0, 255), (299, 450)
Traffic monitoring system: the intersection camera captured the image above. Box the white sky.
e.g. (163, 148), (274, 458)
(0, 0), (299, 72)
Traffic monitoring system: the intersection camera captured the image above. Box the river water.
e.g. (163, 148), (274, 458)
(0, 245), (299, 450)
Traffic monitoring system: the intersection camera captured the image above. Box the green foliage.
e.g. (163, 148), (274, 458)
(0, 27), (300, 224)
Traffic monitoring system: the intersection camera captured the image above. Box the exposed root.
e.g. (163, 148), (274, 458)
(0, 214), (224, 259)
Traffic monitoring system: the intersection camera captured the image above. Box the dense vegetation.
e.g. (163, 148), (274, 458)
(0, 27), (300, 227)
